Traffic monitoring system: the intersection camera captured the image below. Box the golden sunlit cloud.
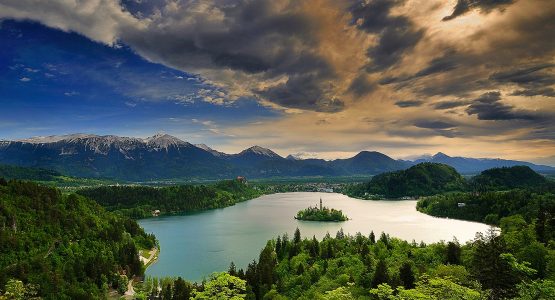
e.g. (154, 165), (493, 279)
(0, 0), (553, 162)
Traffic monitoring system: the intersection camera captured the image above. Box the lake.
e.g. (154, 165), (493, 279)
(139, 192), (490, 281)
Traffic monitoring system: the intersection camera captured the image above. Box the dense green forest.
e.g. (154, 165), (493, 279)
(0, 164), (62, 181)
(346, 164), (553, 199)
(137, 222), (555, 299)
(415, 166), (555, 226)
(346, 163), (467, 199)
(0, 179), (156, 299)
(77, 179), (264, 218)
(417, 190), (555, 226)
(0, 163), (114, 188)
(469, 166), (551, 191)
(296, 206), (348, 221)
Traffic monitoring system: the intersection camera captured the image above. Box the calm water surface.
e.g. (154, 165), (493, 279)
(139, 192), (490, 281)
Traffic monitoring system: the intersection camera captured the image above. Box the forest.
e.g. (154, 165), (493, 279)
(134, 219), (554, 299)
(77, 179), (264, 218)
(0, 179), (156, 299)
(0, 164), (62, 181)
(345, 163), (467, 199)
(415, 165), (555, 226)
(346, 164), (553, 199)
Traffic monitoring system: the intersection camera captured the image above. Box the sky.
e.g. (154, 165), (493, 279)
(0, 0), (554, 164)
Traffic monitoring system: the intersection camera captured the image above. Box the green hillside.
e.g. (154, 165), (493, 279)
(347, 163), (466, 198)
(0, 179), (156, 299)
(0, 164), (62, 181)
(470, 165), (551, 191)
(77, 179), (264, 218)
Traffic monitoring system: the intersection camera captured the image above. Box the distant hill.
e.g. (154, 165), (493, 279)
(413, 152), (555, 174)
(332, 151), (408, 175)
(470, 166), (551, 191)
(347, 163), (467, 198)
(0, 163), (61, 181)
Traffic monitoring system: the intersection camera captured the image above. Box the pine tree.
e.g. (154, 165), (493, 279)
(336, 228), (345, 239)
(447, 240), (461, 265)
(294, 227), (301, 244)
(310, 235), (320, 258)
(472, 230), (520, 299)
(372, 259), (389, 287)
(379, 232), (389, 247)
(258, 242), (277, 288)
(162, 282), (172, 300)
(275, 235), (282, 257)
(172, 277), (192, 300)
(369, 231), (376, 244)
(399, 262), (415, 289)
(228, 261), (237, 276)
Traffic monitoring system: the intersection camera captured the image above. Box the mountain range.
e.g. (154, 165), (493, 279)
(0, 133), (553, 181)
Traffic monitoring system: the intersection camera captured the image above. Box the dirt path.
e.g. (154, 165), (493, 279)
(140, 247), (158, 266)
(124, 279), (135, 298)
(121, 248), (158, 298)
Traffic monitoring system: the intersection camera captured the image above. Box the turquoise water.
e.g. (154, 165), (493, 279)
(139, 192), (490, 281)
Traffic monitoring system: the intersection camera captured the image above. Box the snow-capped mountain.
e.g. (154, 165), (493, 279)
(194, 144), (228, 157)
(0, 133), (408, 180)
(236, 146), (282, 158)
(1, 133), (552, 181)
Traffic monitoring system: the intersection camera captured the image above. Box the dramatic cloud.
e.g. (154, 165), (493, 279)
(442, 0), (515, 21)
(0, 0), (143, 44)
(1, 0), (554, 161)
(118, 0), (369, 112)
(1, 0), (369, 112)
(413, 120), (456, 129)
(433, 100), (469, 110)
(351, 0), (424, 71)
(380, 52), (461, 85)
(395, 100), (423, 108)
(348, 74), (376, 97)
(485, 63), (555, 98)
(511, 87), (555, 98)
(466, 91), (542, 121)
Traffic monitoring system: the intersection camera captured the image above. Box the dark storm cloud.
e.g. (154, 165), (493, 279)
(433, 100), (470, 110)
(414, 54), (460, 77)
(466, 91), (541, 120)
(413, 120), (456, 129)
(118, 0), (346, 112)
(490, 63), (555, 87)
(348, 74), (376, 96)
(380, 52), (461, 85)
(488, 63), (555, 98)
(395, 100), (423, 108)
(257, 74), (345, 112)
(442, 0), (515, 21)
(511, 87), (555, 97)
(350, 0), (424, 71)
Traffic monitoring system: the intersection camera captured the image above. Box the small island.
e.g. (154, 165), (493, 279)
(295, 198), (349, 222)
